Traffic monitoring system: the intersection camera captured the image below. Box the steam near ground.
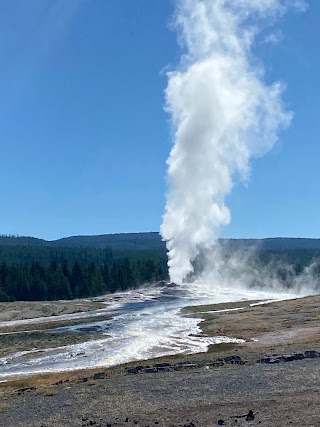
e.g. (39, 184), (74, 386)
(188, 243), (320, 298)
(161, 0), (308, 285)
(0, 280), (311, 380)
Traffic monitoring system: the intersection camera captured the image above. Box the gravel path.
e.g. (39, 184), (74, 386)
(1, 356), (320, 427)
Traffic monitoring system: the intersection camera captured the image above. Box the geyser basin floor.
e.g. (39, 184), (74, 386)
(0, 283), (310, 380)
(1, 294), (320, 427)
(183, 294), (320, 347)
(0, 300), (106, 323)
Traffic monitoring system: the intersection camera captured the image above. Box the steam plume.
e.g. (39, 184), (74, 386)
(161, 0), (307, 284)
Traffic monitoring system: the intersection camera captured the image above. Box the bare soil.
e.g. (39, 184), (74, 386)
(0, 301), (110, 358)
(188, 294), (320, 344)
(0, 300), (106, 323)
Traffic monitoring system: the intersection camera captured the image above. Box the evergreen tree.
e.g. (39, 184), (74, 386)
(0, 246), (169, 301)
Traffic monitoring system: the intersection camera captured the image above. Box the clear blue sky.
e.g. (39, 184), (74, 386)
(0, 0), (319, 240)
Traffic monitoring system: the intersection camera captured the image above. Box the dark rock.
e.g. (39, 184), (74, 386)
(293, 353), (305, 360)
(304, 350), (320, 359)
(125, 417), (129, 422)
(224, 355), (242, 364)
(246, 410), (255, 421)
(157, 366), (171, 372)
(93, 372), (106, 380)
(260, 352), (307, 364)
(267, 358), (280, 364)
(281, 354), (295, 362)
(127, 367), (141, 374)
(154, 363), (171, 368)
(127, 367), (140, 374)
(167, 282), (178, 287)
(15, 387), (36, 393)
(217, 420), (225, 425)
(144, 368), (157, 374)
(155, 280), (167, 287)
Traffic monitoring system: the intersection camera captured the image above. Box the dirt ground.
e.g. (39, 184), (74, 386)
(0, 351), (319, 427)
(0, 300), (109, 358)
(0, 300), (106, 322)
(189, 295), (320, 346)
(1, 295), (320, 427)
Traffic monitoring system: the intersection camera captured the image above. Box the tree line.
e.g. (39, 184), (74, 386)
(2, 243), (320, 302)
(0, 244), (168, 267)
(0, 256), (168, 302)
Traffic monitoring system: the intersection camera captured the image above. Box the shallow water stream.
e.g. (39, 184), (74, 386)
(0, 282), (302, 380)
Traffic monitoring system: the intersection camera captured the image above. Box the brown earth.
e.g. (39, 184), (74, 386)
(0, 300), (109, 358)
(0, 300), (106, 322)
(190, 295), (320, 346)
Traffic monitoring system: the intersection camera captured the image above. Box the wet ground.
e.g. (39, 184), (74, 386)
(1, 282), (289, 380)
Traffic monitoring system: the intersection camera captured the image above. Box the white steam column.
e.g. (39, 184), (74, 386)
(161, 0), (307, 284)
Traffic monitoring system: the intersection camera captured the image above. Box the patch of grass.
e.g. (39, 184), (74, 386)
(0, 365), (117, 399)
(0, 401), (10, 410)
(207, 342), (239, 353)
(36, 386), (59, 396)
(0, 379), (30, 391)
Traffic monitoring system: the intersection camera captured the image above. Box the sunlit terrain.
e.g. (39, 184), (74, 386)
(0, 281), (309, 380)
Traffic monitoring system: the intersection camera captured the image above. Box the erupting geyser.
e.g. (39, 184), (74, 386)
(161, 0), (307, 284)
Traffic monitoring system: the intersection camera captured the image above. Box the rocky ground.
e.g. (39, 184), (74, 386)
(0, 295), (320, 426)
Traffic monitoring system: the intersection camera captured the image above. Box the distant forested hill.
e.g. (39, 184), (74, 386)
(1, 233), (320, 251)
(219, 238), (320, 251)
(0, 234), (169, 301)
(52, 232), (166, 250)
(0, 235), (47, 246)
(1, 233), (320, 302)
(0, 233), (165, 250)
(0, 245), (168, 302)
